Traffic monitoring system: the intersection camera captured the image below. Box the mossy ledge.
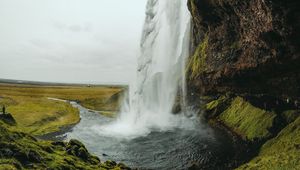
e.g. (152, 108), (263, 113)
(0, 120), (130, 170)
(202, 95), (300, 169)
(237, 117), (300, 170)
(219, 97), (276, 141)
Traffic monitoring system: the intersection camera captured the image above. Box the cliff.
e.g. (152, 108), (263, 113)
(187, 0), (299, 99)
(186, 0), (300, 169)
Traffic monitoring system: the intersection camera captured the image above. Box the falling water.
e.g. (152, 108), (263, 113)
(58, 1), (239, 168)
(99, 0), (191, 138)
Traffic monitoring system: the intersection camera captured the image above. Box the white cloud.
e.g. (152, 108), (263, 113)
(0, 0), (147, 84)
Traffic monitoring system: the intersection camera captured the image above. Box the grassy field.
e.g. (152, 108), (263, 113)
(0, 83), (124, 135)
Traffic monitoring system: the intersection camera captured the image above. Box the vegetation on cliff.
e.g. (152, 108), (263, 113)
(187, 35), (208, 80)
(187, 0), (300, 97)
(187, 0), (299, 168)
(203, 95), (299, 169)
(237, 117), (300, 170)
(219, 97), (276, 141)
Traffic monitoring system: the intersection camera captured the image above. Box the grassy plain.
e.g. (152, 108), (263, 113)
(0, 83), (124, 135)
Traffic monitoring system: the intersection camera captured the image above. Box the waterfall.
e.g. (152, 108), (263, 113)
(99, 0), (191, 138)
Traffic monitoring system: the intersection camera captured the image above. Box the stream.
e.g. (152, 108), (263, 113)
(44, 101), (239, 170)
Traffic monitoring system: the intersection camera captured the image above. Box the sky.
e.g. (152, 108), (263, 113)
(0, 0), (147, 84)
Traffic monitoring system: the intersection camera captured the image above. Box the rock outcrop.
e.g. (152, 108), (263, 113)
(187, 0), (300, 99)
(0, 120), (130, 170)
(0, 113), (16, 125)
(186, 0), (300, 169)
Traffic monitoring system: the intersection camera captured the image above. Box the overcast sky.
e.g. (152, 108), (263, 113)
(0, 0), (147, 84)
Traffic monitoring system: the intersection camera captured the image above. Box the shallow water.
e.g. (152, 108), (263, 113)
(47, 102), (237, 170)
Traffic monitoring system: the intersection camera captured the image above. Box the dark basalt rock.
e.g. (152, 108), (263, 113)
(0, 113), (16, 125)
(51, 141), (66, 147)
(187, 0), (300, 100)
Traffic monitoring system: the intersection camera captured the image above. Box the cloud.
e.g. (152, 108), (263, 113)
(0, 0), (147, 84)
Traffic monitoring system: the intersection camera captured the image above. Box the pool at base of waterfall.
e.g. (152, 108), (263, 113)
(45, 102), (240, 170)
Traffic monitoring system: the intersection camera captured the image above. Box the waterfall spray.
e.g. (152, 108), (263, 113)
(100, 0), (191, 138)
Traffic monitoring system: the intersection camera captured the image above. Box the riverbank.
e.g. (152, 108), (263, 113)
(52, 101), (246, 169)
(0, 83), (124, 136)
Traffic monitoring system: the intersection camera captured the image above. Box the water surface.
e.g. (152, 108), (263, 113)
(51, 102), (237, 169)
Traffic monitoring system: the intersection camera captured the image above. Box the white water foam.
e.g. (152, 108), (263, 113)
(97, 0), (191, 138)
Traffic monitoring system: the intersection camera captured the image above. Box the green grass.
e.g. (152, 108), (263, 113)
(0, 83), (124, 135)
(219, 97), (276, 141)
(0, 83), (123, 111)
(237, 117), (300, 170)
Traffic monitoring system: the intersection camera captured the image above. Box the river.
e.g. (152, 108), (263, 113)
(43, 101), (239, 170)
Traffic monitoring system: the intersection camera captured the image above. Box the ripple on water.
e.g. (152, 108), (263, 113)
(60, 103), (236, 169)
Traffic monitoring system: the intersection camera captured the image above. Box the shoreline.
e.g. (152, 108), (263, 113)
(38, 99), (252, 169)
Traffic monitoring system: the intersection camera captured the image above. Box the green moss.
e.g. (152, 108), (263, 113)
(218, 97), (276, 141)
(0, 159), (22, 169)
(187, 35), (209, 80)
(190, 0), (198, 16)
(282, 110), (299, 124)
(237, 117), (300, 170)
(204, 95), (231, 119)
(206, 96), (227, 111)
(0, 121), (129, 170)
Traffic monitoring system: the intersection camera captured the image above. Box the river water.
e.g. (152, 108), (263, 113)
(46, 101), (238, 170)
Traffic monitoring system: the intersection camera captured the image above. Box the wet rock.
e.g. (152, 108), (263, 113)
(68, 139), (85, 148)
(77, 147), (89, 160)
(101, 160), (117, 169)
(66, 139), (91, 160)
(89, 155), (101, 165)
(117, 162), (131, 170)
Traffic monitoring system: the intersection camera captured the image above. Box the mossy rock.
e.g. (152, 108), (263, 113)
(101, 160), (131, 170)
(0, 121), (128, 169)
(186, 35), (209, 80)
(204, 95), (231, 119)
(66, 139), (92, 161)
(0, 159), (23, 169)
(237, 117), (300, 170)
(218, 97), (276, 141)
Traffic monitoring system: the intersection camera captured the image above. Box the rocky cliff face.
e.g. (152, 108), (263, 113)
(186, 1), (300, 169)
(187, 0), (299, 99)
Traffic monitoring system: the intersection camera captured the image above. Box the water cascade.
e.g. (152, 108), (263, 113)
(100, 0), (191, 138)
(62, 1), (243, 168)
